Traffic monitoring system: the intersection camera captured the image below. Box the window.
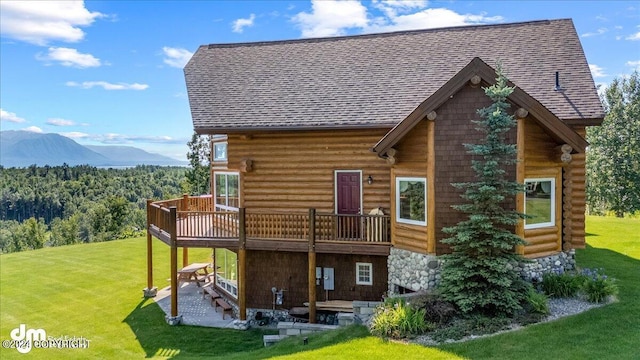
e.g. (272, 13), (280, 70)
(215, 249), (237, 298)
(356, 262), (373, 285)
(214, 172), (239, 210)
(524, 178), (555, 229)
(396, 177), (427, 226)
(213, 142), (227, 161)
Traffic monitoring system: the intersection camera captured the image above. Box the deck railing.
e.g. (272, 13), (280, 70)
(246, 212), (309, 240)
(148, 196), (391, 244)
(176, 211), (239, 238)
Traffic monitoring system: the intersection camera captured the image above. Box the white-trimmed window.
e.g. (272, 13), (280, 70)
(214, 172), (239, 210)
(524, 178), (556, 229)
(396, 177), (427, 226)
(213, 142), (227, 162)
(356, 262), (373, 285)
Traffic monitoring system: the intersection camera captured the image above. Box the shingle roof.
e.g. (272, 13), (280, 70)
(185, 19), (604, 133)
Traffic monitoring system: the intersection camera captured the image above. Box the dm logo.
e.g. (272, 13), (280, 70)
(10, 324), (46, 354)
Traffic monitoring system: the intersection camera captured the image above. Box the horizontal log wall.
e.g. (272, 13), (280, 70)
(523, 119), (563, 257)
(226, 130), (391, 215)
(569, 127), (587, 248)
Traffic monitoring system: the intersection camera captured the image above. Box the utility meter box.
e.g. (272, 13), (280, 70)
(323, 267), (335, 290)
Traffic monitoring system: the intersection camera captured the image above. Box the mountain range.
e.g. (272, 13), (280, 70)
(0, 131), (187, 168)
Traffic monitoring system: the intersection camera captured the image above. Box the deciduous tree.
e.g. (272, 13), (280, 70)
(184, 132), (211, 195)
(587, 71), (640, 217)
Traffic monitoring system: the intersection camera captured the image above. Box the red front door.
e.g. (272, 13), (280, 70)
(336, 171), (361, 239)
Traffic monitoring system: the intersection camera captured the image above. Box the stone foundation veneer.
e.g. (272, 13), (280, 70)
(388, 248), (443, 294)
(387, 247), (576, 295)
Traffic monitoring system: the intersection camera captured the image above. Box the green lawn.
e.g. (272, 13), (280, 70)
(0, 216), (638, 359)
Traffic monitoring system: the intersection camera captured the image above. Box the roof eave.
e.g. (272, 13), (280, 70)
(194, 123), (394, 136)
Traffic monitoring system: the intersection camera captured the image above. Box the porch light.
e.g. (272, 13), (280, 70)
(367, 175), (373, 185)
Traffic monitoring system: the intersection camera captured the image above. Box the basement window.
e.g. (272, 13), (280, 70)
(356, 262), (373, 285)
(524, 178), (556, 229)
(396, 177), (427, 226)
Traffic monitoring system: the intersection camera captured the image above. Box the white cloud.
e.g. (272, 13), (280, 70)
(292, 1), (502, 38)
(46, 118), (76, 126)
(61, 131), (89, 139)
(0, 1), (103, 45)
(66, 81), (149, 90)
(37, 47), (101, 68)
(372, 0), (427, 18)
(368, 7), (503, 33)
(60, 131), (185, 145)
(91, 133), (185, 145)
(162, 47), (193, 68)
(293, 0), (368, 37)
(626, 32), (640, 41)
(581, 27), (607, 38)
(232, 13), (256, 33)
(0, 109), (26, 123)
(589, 64), (607, 78)
(626, 60), (640, 71)
(23, 126), (43, 133)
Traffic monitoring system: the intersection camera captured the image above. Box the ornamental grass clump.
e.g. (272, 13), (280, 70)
(581, 268), (618, 303)
(541, 269), (585, 298)
(370, 299), (434, 339)
(525, 288), (550, 315)
(540, 267), (618, 303)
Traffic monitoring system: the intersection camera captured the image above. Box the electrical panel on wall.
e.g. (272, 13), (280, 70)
(323, 267), (335, 290)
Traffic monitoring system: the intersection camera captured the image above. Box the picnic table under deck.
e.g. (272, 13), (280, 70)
(178, 262), (210, 285)
(303, 300), (354, 313)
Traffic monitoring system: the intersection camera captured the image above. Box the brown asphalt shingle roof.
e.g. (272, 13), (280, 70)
(185, 19), (604, 134)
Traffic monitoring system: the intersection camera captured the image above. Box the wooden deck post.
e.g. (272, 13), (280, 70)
(180, 194), (189, 268)
(238, 208), (247, 321)
(182, 248), (189, 268)
(308, 208), (317, 324)
(169, 206), (180, 323)
(143, 200), (157, 298)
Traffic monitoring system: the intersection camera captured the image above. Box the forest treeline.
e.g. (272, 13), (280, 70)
(0, 165), (188, 253)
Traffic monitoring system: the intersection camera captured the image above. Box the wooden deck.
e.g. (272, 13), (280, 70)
(148, 196), (391, 256)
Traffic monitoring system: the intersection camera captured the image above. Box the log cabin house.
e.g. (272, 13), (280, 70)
(145, 19), (604, 324)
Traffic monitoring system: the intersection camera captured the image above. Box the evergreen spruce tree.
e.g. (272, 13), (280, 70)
(438, 66), (530, 317)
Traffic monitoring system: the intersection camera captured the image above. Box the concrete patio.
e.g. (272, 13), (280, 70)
(154, 282), (236, 328)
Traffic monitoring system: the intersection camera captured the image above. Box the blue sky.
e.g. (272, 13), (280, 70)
(1, 1), (638, 160)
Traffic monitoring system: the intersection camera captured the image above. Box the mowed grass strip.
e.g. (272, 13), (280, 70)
(0, 239), (267, 359)
(437, 216), (640, 360)
(1, 215), (638, 359)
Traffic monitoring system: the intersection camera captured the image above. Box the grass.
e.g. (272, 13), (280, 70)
(0, 215), (638, 359)
(0, 240), (267, 359)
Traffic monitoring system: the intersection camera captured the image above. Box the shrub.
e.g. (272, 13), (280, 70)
(541, 271), (584, 298)
(370, 300), (435, 339)
(525, 288), (549, 315)
(405, 293), (457, 325)
(580, 268), (618, 303)
(423, 299), (457, 325)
